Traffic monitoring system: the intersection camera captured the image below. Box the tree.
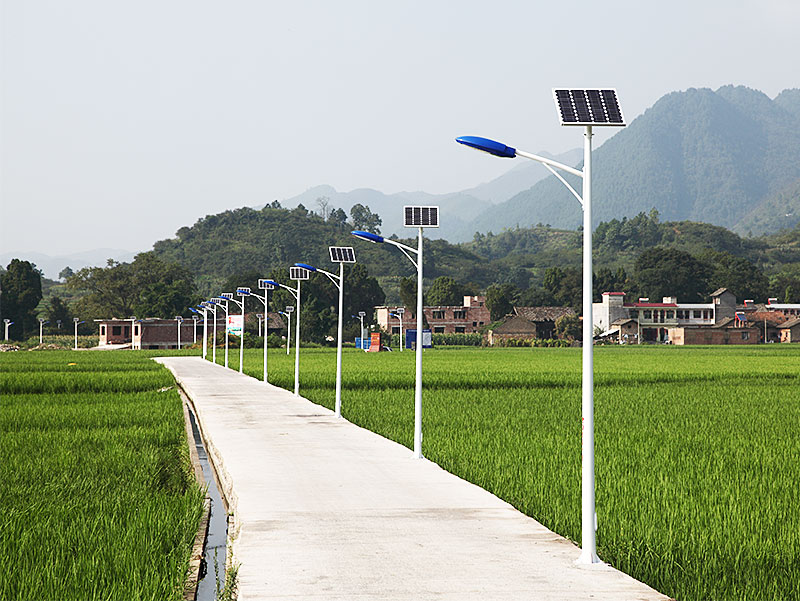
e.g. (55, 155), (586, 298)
(350, 204), (382, 234)
(47, 296), (73, 332)
(316, 196), (331, 220)
(328, 207), (347, 227)
(58, 266), (74, 281)
(69, 252), (197, 320)
(634, 247), (710, 302)
(555, 314), (581, 341)
(700, 250), (768, 302)
(0, 259), (43, 340)
(399, 277), (418, 311)
(426, 276), (464, 306)
(485, 283), (518, 321)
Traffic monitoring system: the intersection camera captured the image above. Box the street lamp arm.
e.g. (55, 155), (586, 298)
(540, 162), (584, 207)
(515, 149), (584, 179)
(266, 280), (299, 299)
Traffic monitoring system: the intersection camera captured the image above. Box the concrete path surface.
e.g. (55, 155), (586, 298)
(156, 356), (670, 601)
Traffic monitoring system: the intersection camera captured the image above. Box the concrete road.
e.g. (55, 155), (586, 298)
(156, 356), (670, 601)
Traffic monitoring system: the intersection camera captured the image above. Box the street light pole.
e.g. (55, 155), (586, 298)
(73, 317), (80, 350)
(213, 296), (231, 368)
(456, 89), (624, 563)
(352, 209), (436, 460)
(176, 316), (183, 349)
(39, 318), (47, 345)
(358, 311), (366, 349)
(232, 288), (250, 374)
(192, 315), (198, 344)
(295, 249), (354, 418)
(285, 306), (294, 355)
(264, 277), (304, 394)
(253, 279), (275, 384)
(4, 319), (12, 341)
(204, 302), (218, 363)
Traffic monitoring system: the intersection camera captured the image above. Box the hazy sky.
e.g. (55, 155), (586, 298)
(2, 0), (799, 256)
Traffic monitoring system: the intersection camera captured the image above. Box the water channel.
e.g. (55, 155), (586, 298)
(186, 406), (228, 601)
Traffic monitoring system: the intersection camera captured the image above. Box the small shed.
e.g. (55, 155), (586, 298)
(779, 317), (800, 343)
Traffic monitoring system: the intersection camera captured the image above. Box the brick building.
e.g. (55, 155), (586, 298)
(376, 296), (490, 335)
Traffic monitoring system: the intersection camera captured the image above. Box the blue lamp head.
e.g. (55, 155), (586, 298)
(189, 307), (198, 314)
(294, 262), (317, 272)
(351, 231), (384, 243)
(236, 288), (252, 296)
(455, 136), (517, 159)
(264, 279), (280, 288)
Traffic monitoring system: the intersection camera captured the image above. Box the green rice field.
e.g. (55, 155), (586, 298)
(218, 343), (800, 601)
(0, 351), (204, 601)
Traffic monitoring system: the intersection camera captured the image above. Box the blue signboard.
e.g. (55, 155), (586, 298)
(405, 329), (432, 349)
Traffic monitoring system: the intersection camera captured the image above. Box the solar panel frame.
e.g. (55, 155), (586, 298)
(258, 279), (275, 290)
(289, 266), (311, 280)
(552, 89), (625, 126)
(403, 205), (439, 228)
(329, 246), (356, 263)
(220, 292), (233, 299)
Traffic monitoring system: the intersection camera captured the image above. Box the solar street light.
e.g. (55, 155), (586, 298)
(226, 288), (251, 374)
(38, 318), (49, 345)
(288, 267), (311, 395)
(201, 301), (217, 363)
(284, 304), (295, 355)
(356, 311), (367, 350)
(263, 278), (304, 392)
(3, 319), (12, 341)
(191, 314), (199, 343)
(390, 308), (404, 351)
(212, 297), (231, 368)
(456, 88), (625, 565)
(176, 315), (184, 349)
(352, 205), (439, 460)
(72, 317), (83, 350)
(250, 280), (276, 384)
(190, 307), (208, 358)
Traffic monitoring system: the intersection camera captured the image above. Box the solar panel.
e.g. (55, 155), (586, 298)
(289, 266), (311, 280)
(237, 287), (251, 296)
(552, 89), (625, 126)
(404, 206), (439, 228)
(329, 246), (356, 263)
(220, 292), (233, 299)
(258, 279), (275, 290)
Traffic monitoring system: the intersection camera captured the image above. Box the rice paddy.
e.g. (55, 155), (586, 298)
(0, 351), (204, 601)
(220, 344), (800, 601)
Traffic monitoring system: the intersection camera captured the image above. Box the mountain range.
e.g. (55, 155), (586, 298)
(276, 86), (800, 241)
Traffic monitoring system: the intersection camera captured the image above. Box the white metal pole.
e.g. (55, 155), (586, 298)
(414, 227), (424, 459)
(264, 300), (269, 384)
(294, 282), (301, 395)
(193, 317), (197, 344)
(39, 320), (44, 345)
(177, 318), (181, 349)
(239, 301), (245, 374)
(224, 304), (229, 368)
(286, 311), (291, 355)
(578, 125), (599, 564)
(335, 262), (345, 417)
(399, 313), (404, 351)
(74, 320), (78, 350)
(202, 311), (208, 359)
(211, 307), (217, 363)
(258, 315), (263, 337)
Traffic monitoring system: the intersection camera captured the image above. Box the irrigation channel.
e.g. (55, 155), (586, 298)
(186, 405), (227, 601)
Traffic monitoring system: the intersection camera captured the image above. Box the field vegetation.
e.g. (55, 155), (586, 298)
(0, 350), (204, 601)
(219, 344), (800, 601)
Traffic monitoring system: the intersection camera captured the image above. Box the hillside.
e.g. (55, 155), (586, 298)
(464, 86), (800, 236)
(151, 203), (800, 306)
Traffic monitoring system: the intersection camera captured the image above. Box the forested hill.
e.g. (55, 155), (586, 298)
(463, 86), (800, 238)
(152, 203), (800, 304)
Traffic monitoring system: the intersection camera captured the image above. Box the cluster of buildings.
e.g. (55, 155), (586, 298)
(593, 289), (800, 345)
(95, 289), (800, 350)
(376, 289), (800, 346)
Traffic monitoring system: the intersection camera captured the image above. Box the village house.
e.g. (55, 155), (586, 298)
(779, 317), (800, 343)
(485, 306), (576, 346)
(97, 312), (285, 350)
(375, 296), (490, 336)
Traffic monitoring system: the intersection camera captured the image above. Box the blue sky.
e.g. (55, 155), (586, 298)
(2, 0), (799, 255)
